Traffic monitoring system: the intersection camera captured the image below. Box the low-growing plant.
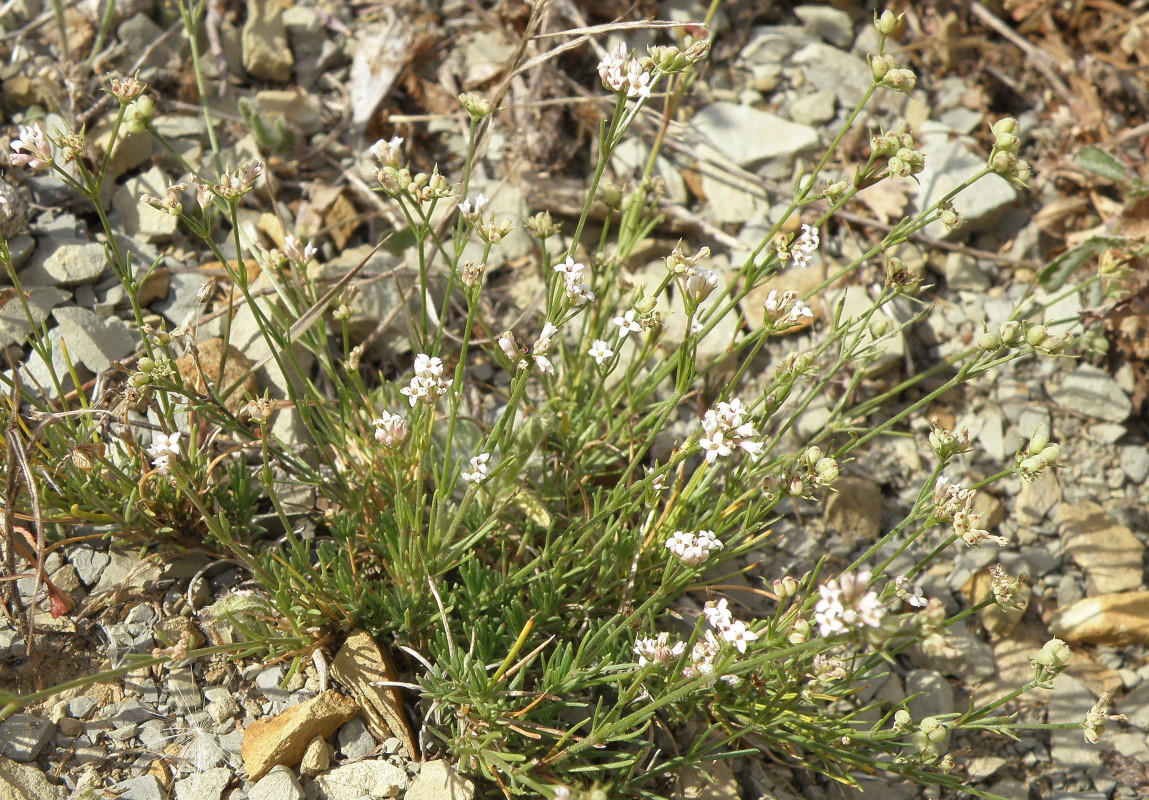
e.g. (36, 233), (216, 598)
(0, 4), (1124, 799)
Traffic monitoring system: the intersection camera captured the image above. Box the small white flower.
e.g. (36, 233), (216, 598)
(703, 598), (734, 630)
(371, 136), (404, 167)
(624, 59), (652, 99)
(152, 454), (172, 475)
(148, 432), (181, 459)
(588, 339), (613, 365)
(458, 193), (489, 219)
(462, 453), (491, 484)
(553, 255), (583, 277)
(401, 354), (453, 407)
(534, 354), (554, 375)
(699, 430), (731, 463)
(814, 571), (885, 637)
(682, 267), (718, 303)
(720, 619), (760, 654)
(612, 309), (642, 338)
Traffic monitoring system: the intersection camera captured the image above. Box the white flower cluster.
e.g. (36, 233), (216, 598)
(702, 598), (760, 654)
(933, 478), (1007, 546)
(462, 453), (490, 484)
(893, 575), (928, 608)
(400, 354), (453, 407)
(699, 398), (763, 464)
(372, 411), (408, 447)
(664, 529), (722, 567)
(813, 571), (885, 637)
(553, 256), (595, 306)
(780, 223), (820, 269)
(597, 42), (651, 99)
(633, 631), (684, 668)
(147, 432), (181, 476)
(532, 322), (558, 375)
(458, 193), (489, 221)
(763, 289), (813, 329)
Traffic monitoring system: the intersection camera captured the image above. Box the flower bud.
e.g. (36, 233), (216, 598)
(458, 91), (495, 119)
(976, 331), (1000, 351)
(1028, 428), (1049, 454)
(990, 150), (1016, 173)
(998, 320), (1022, 345)
(773, 575), (799, 599)
(814, 457), (839, 485)
(875, 10), (901, 36)
(683, 39), (711, 64)
(870, 54), (894, 81)
(526, 210), (561, 239)
(1025, 324), (1050, 347)
(990, 117), (1021, 138)
(123, 95), (154, 135)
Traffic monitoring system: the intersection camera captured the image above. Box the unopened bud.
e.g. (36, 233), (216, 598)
(458, 92), (495, 119)
(875, 10), (901, 36)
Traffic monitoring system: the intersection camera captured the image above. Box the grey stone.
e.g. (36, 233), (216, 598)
(21, 239), (107, 287)
(206, 695), (241, 724)
(112, 774), (165, 800)
(314, 761), (408, 800)
(1120, 445), (1149, 484)
(114, 166), (179, 244)
(155, 270), (207, 328)
(0, 715), (56, 762)
(242, 0), (293, 82)
(793, 5), (854, 48)
(172, 767), (230, 800)
(0, 756), (64, 799)
(250, 766), (304, 800)
(0, 285), (69, 350)
(67, 697), (97, 719)
(690, 102), (819, 166)
(694, 143), (768, 223)
(741, 25), (817, 66)
(788, 43), (872, 107)
(256, 89), (324, 135)
(336, 716), (375, 759)
(0, 179), (30, 238)
(406, 760), (475, 800)
(117, 13), (166, 68)
(944, 252), (990, 291)
(283, 5), (332, 89)
(1054, 364), (1131, 424)
(69, 544), (110, 588)
(1047, 673), (1100, 772)
(1087, 422), (1127, 443)
(903, 664), (954, 747)
(50, 306), (135, 374)
(915, 125), (1020, 239)
(788, 89), (837, 126)
(139, 719), (169, 751)
(106, 699), (155, 726)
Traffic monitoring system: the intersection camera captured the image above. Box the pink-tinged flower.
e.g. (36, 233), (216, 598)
(400, 353), (453, 406)
(371, 136), (404, 167)
(10, 123), (52, 170)
(372, 412), (408, 447)
(624, 60), (652, 99)
(597, 43), (628, 92)
(283, 234), (317, 265)
(148, 432), (181, 459)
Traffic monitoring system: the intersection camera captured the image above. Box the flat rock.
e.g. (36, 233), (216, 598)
(915, 125), (1020, 239)
(1057, 501), (1144, 594)
(175, 337), (259, 415)
(0, 286), (69, 349)
(824, 476), (883, 553)
(242, 0), (293, 82)
(0, 756), (64, 800)
(314, 760), (408, 800)
(1051, 592), (1149, 645)
(240, 690), (358, 781)
(689, 102), (819, 166)
(250, 765), (304, 800)
(407, 761), (475, 800)
(111, 774), (165, 800)
(171, 766), (230, 800)
(788, 43), (872, 107)
(20, 239), (107, 287)
(51, 306), (135, 374)
(0, 715), (55, 762)
(1047, 673), (1100, 772)
(114, 166), (179, 244)
(793, 4), (854, 48)
(1052, 364), (1131, 424)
